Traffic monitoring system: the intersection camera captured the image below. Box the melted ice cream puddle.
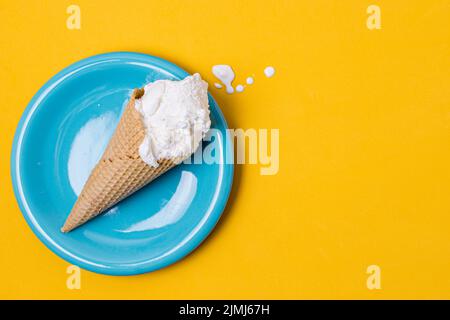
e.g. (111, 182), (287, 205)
(68, 112), (117, 195)
(212, 65), (235, 94)
(119, 171), (197, 232)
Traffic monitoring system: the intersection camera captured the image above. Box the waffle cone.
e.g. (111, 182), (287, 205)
(61, 89), (182, 232)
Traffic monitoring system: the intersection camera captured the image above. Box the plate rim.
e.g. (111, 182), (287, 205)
(10, 51), (234, 275)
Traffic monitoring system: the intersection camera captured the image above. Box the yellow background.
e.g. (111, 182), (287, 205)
(1, 0), (450, 299)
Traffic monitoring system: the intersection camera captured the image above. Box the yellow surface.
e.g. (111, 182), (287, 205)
(1, 0), (450, 299)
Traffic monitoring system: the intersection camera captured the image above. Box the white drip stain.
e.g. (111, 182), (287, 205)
(264, 66), (276, 78)
(212, 65), (235, 94)
(212, 65), (275, 94)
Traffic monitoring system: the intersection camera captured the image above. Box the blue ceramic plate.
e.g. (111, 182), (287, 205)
(11, 52), (233, 275)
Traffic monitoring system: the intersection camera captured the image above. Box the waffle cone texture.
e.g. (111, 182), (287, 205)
(61, 89), (181, 232)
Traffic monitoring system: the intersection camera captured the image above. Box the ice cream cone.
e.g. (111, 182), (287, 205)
(61, 89), (183, 232)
